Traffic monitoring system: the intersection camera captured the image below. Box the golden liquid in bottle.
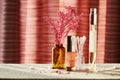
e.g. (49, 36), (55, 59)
(66, 52), (76, 68)
(89, 52), (95, 63)
(52, 44), (65, 69)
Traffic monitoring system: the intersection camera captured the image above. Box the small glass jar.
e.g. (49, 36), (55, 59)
(52, 44), (65, 69)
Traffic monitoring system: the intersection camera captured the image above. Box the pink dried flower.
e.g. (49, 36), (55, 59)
(44, 6), (83, 44)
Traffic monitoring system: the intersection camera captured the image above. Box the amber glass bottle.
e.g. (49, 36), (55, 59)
(52, 44), (65, 69)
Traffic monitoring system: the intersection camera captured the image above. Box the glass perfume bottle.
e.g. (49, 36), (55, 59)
(66, 36), (76, 68)
(89, 8), (97, 71)
(52, 44), (65, 69)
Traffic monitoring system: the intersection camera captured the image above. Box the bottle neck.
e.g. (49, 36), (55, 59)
(55, 44), (63, 47)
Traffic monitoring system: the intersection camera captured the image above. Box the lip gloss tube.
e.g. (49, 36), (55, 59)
(66, 36), (76, 69)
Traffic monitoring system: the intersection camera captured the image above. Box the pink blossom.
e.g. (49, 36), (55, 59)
(44, 6), (83, 44)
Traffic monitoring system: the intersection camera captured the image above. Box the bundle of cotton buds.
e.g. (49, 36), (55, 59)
(72, 36), (86, 70)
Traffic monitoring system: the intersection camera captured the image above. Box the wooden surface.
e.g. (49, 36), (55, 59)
(0, 64), (120, 80)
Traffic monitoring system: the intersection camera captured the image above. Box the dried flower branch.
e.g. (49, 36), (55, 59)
(44, 6), (83, 44)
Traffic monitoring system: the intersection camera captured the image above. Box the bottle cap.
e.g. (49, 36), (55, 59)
(90, 8), (97, 14)
(90, 8), (97, 25)
(67, 36), (76, 52)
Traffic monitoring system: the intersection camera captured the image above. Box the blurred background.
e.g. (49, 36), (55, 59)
(0, 0), (120, 63)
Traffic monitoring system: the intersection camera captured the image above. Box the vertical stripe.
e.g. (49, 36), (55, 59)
(20, 0), (37, 63)
(0, 0), (4, 63)
(97, 0), (107, 63)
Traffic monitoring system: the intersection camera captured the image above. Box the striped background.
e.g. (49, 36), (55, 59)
(0, 0), (120, 63)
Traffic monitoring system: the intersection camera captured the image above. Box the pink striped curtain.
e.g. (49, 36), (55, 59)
(0, 0), (120, 63)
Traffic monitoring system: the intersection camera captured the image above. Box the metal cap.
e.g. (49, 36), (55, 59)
(90, 8), (97, 25)
(67, 36), (76, 52)
(90, 8), (97, 14)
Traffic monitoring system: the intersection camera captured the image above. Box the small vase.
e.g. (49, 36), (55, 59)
(52, 44), (65, 69)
